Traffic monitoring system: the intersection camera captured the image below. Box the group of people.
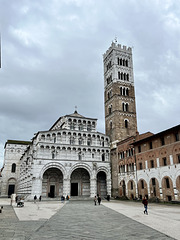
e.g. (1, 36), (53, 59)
(94, 195), (101, 205)
(34, 195), (41, 203)
(61, 195), (70, 202)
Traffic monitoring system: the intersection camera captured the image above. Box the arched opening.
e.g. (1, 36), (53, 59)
(97, 171), (107, 197)
(7, 178), (16, 197)
(70, 168), (90, 197)
(42, 168), (63, 198)
(149, 178), (160, 199)
(138, 179), (148, 199)
(119, 180), (126, 197)
(162, 176), (174, 201)
(11, 163), (16, 173)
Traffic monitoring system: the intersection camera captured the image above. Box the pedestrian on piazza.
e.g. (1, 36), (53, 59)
(94, 196), (97, 205)
(34, 195), (37, 203)
(97, 195), (101, 205)
(142, 196), (148, 215)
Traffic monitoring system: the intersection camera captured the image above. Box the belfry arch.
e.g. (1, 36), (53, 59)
(42, 168), (63, 198)
(70, 168), (90, 197)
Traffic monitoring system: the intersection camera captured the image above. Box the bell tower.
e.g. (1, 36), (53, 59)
(103, 41), (137, 145)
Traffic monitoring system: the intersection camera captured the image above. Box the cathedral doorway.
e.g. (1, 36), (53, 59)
(70, 168), (90, 197)
(8, 185), (15, 197)
(97, 171), (107, 197)
(7, 178), (16, 197)
(42, 168), (63, 198)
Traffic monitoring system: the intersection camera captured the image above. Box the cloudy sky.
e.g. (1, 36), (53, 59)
(0, 0), (180, 167)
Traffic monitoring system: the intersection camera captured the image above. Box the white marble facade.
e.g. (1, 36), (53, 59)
(15, 111), (111, 200)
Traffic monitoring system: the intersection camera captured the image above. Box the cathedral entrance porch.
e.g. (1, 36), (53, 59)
(70, 168), (90, 197)
(42, 168), (63, 198)
(97, 171), (107, 197)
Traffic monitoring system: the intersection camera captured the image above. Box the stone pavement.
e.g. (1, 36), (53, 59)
(0, 198), (178, 240)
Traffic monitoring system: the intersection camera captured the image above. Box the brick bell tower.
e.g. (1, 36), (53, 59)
(103, 41), (138, 145)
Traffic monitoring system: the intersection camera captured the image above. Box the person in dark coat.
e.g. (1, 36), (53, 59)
(142, 196), (148, 215)
(97, 195), (101, 205)
(34, 195), (37, 203)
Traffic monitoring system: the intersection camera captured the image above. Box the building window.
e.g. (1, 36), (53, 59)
(87, 138), (91, 146)
(165, 178), (170, 188)
(139, 162), (142, 170)
(11, 163), (16, 173)
(78, 153), (82, 160)
(126, 88), (129, 96)
(175, 133), (179, 141)
(79, 124), (83, 131)
(70, 137), (75, 145)
(141, 180), (144, 189)
(52, 152), (55, 159)
(149, 141), (152, 149)
(70, 123), (75, 130)
(108, 105), (112, 115)
(161, 137), (165, 146)
(79, 138), (83, 145)
(138, 145), (141, 153)
(163, 157), (167, 166)
(102, 154), (105, 161)
(125, 120), (128, 128)
(110, 121), (112, 130)
(150, 160), (154, 168)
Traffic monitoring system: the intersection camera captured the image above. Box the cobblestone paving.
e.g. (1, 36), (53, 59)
(0, 201), (174, 240)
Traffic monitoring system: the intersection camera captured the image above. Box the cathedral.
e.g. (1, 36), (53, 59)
(0, 111), (111, 199)
(0, 41), (180, 201)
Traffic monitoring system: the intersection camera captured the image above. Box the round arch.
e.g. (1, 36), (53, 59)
(70, 167), (90, 197)
(149, 177), (160, 199)
(42, 167), (63, 198)
(161, 176), (174, 201)
(137, 179), (148, 200)
(97, 171), (107, 197)
(40, 162), (67, 179)
(7, 178), (17, 197)
(127, 180), (136, 200)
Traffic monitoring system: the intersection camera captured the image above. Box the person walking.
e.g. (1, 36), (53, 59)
(142, 196), (148, 215)
(94, 196), (97, 205)
(98, 195), (101, 205)
(34, 195), (37, 203)
(39, 195), (41, 201)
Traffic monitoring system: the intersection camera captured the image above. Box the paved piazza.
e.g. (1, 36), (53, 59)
(0, 199), (179, 240)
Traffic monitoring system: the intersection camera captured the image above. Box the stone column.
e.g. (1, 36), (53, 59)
(90, 178), (97, 197)
(106, 178), (111, 196)
(31, 177), (42, 200)
(63, 178), (70, 196)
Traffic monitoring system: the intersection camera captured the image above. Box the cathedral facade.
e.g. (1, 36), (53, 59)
(1, 111), (111, 199)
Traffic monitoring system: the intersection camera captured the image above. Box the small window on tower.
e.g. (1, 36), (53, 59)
(125, 120), (128, 128)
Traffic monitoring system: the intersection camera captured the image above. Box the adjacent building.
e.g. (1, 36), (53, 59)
(104, 41), (180, 201)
